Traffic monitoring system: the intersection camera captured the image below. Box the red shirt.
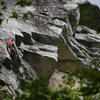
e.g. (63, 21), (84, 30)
(7, 40), (13, 45)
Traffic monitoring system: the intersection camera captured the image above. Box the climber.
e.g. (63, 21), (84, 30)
(5, 38), (14, 54)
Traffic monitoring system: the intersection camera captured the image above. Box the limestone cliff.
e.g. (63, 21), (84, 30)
(0, 0), (100, 93)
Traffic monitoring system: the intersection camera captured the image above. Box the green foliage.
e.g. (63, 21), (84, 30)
(47, 21), (55, 25)
(23, 11), (34, 20)
(15, 77), (50, 100)
(11, 11), (18, 19)
(59, 0), (63, 3)
(0, 12), (3, 16)
(76, 64), (100, 95)
(66, 62), (100, 99)
(68, 13), (76, 28)
(0, 90), (13, 100)
(58, 0), (65, 4)
(0, 18), (3, 25)
(23, 13), (28, 20)
(16, 0), (32, 7)
(0, 1), (7, 10)
(0, 12), (3, 25)
(27, 11), (34, 18)
(1, 62), (100, 100)
(14, 76), (81, 100)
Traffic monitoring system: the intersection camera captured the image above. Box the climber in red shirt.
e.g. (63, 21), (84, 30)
(5, 38), (14, 54)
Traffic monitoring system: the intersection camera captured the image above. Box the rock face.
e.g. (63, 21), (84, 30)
(0, 0), (100, 93)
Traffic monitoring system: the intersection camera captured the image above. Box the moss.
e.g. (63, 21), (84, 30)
(47, 21), (55, 25)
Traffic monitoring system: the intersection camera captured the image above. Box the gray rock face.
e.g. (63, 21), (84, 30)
(0, 0), (100, 93)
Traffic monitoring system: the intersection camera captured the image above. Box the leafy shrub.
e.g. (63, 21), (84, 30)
(0, 90), (13, 100)
(1, 62), (100, 100)
(23, 11), (34, 20)
(15, 76), (81, 100)
(16, 0), (32, 7)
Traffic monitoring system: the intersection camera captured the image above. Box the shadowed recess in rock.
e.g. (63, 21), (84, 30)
(32, 32), (59, 46)
(79, 3), (100, 33)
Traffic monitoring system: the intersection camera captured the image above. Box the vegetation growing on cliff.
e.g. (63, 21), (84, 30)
(16, 0), (32, 7)
(1, 62), (100, 100)
(0, 0), (100, 100)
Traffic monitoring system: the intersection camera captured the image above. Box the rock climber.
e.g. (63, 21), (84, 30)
(5, 38), (14, 54)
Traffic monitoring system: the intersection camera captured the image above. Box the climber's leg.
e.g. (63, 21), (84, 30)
(7, 44), (11, 54)
(8, 48), (11, 54)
